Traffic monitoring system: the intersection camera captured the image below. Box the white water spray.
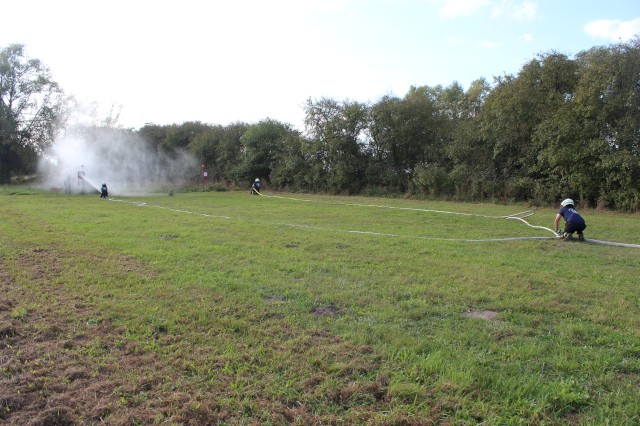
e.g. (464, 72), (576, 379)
(80, 174), (102, 192)
(38, 125), (198, 195)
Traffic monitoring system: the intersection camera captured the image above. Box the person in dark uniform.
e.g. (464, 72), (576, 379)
(100, 183), (109, 198)
(250, 178), (261, 195)
(554, 198), (586, 241)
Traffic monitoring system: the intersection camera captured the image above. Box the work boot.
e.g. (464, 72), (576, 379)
(564, 233), (574, 242)
(578, 233), (585, 242)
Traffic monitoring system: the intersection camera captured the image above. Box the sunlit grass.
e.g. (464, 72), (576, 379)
(1, 189), (639, 424)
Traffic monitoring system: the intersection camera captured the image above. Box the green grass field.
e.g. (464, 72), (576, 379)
(1, 187), (639, 425)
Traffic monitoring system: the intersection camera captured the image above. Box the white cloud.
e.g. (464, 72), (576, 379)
(438, 0), (490, 19)
(521, 33), (534, 43)
(584, 17), (640, 42)
(491, 0), (537, 21)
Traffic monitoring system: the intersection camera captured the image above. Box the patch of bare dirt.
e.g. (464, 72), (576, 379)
(463, 310), (499, 320)
(0, 249), (207, 425)
(312, 304), (344, 317)
(264, 296), (287, 304)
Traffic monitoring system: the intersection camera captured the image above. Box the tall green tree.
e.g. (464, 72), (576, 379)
(524, 52), (584, 202)
(0, 44), (65, 183)
(369, 94), (420, 192)
(270, 130), (308, 190)
(185, 122), (247, 184)
(304, 98), (370, 193)
(416, 82), (469, 196)
(368, 86), (443, 194)
(161, 121), (210, 155)
(400, 85), (446, 195)
(480, 75), (538, 199)
(236, 119), (290, 184)
(446, 79), (495, 199)
(188, 125), (226, 181)
(479, 52), (578, 200)
(217, 122), (248, 184)
(572, 39), (640, 209)
(138, 123), (169, 153)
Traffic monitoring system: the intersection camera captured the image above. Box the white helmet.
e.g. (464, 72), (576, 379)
(255, 178), (260, 182)
(561, 198), (574, 207)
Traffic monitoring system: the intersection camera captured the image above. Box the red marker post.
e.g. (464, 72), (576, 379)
(201, 164), (208, 186)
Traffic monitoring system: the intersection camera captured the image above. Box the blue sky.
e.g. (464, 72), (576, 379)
(2, 0), (639, 131)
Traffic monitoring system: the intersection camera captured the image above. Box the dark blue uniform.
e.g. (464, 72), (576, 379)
(558, 206), (586, 235)
(251, 181), (261, 195)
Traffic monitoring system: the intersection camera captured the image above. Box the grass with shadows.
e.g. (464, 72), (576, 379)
(1, 187), (639, 424)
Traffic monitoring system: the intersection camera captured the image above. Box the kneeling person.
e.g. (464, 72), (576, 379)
(100, 183), (109, 198)
(554, 198), (586, 241)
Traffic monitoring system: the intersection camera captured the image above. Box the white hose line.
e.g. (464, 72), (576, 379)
(333, 201), (527, 219)
(259, 192), (534, 219)
(504, 211), (640, 247)
(584, 239), (640, 248)
(283, 223), (554, 243)
(109, 198), (231, 219)
(109, 198), (551, 243)
(506, 215), (557, 235)
(259, 193), (640, 248)
(109, 196), (640, 248)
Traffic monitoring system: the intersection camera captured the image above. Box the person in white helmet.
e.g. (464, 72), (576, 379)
(100, 183), (108, 198)
(250, 178), (261, 195)
(554, 198), (586, 241)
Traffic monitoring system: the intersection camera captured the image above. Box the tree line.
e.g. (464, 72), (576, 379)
(2, 39), (639, 210)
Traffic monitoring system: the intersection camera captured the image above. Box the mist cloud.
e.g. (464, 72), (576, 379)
(39, 126), (198, 195)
